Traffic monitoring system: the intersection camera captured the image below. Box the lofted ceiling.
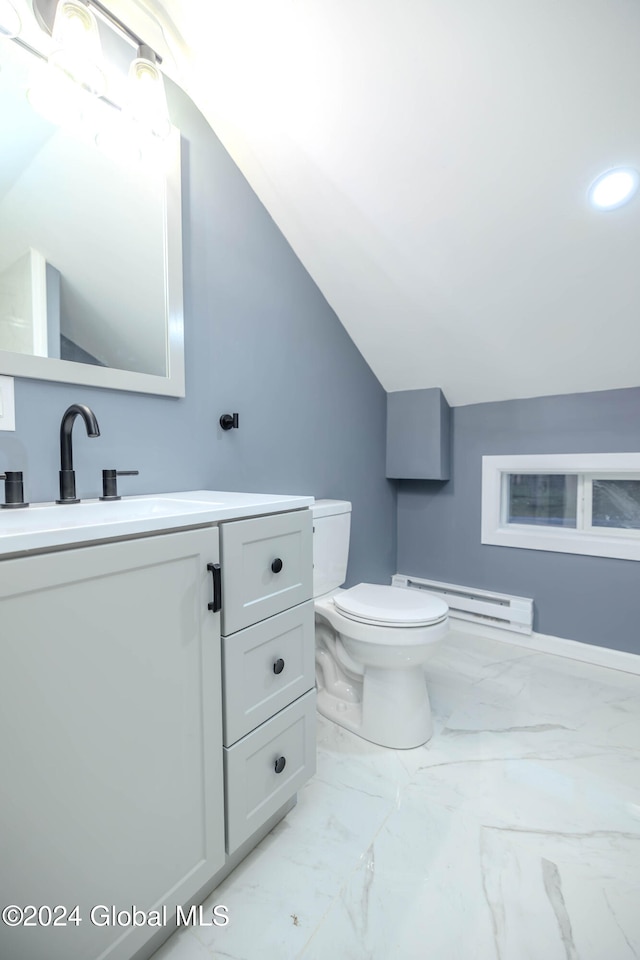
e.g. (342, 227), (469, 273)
(113, 0), (640, 406)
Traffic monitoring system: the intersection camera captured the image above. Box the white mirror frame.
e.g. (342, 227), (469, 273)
(0, 124), (185, 398)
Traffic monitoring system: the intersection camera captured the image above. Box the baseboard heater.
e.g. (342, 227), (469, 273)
(391, 574), (533, 634)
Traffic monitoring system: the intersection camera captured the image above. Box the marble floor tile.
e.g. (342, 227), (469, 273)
(299, 795), (497, 960)
(193, 776), (395, 958)
(151, 926), (216, 960)
(152, 629), (640, 960)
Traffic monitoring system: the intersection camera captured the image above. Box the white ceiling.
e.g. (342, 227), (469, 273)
(119, 0), (640, 406)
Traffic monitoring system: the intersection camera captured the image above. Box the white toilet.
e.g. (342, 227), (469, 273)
(312, 499), (449, 749)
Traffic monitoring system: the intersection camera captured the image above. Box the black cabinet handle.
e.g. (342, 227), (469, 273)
(273, 658), (285, 675)
(207, 563), (222, 612)
(271, 558), (283, 574)
(274, 756), (286, 774)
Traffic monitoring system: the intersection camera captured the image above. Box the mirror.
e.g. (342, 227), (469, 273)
(0, 38), (184, 396)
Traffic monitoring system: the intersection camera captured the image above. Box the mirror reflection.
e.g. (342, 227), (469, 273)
(0, 39), (183, 393)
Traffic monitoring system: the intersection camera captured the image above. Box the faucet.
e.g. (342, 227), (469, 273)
(57, 404), (101, 504)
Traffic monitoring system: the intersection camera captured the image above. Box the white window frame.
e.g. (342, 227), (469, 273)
(481, 454), (640, 562)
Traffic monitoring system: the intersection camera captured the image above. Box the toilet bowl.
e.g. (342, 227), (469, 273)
(312, 501), (449, 749)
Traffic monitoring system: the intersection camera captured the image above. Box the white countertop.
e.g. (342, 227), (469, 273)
(0, 490), (314, 558)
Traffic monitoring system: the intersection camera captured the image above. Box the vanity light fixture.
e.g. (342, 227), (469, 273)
(125, 44), (170, 141)
(0, 0), (21, 38)
(589, 167), (639, 210)
(22, 0), (170, 149)
(26, 0), (106, 128)
(49, 0), (106, 95)
(83, 0), (170, 140)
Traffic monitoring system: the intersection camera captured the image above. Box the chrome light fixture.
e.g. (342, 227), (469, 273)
(0, 0), (21, 38)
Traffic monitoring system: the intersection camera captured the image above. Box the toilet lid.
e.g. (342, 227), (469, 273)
(334, 584), (448, 627)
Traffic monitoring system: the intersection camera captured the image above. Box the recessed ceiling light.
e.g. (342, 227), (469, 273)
(589, 167), (639, 210)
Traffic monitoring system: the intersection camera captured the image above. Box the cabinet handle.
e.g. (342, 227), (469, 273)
(274, 756), (286, 774)
(273, 658), (285, 675)
(271, 558), (283, 574)
(207, 563), (222, 612)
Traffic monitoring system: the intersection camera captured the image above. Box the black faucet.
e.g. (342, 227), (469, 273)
(57, 404), (101, 504)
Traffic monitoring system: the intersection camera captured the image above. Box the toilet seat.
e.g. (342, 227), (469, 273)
(333, 583), (448, 628)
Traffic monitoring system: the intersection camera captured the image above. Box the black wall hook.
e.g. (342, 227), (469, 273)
(220, 413), (239, 430)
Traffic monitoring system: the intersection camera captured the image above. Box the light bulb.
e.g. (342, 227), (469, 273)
(126, 52), (170, 140)
(589, 167), (639, 210)
(50, 0), (106, 97)
(53, 1), (99, 49)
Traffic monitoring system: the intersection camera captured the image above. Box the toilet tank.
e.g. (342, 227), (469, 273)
(312, 500), (352, 598)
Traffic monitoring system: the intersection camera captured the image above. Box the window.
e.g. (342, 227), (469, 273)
(482, 454), (640, 561)
(591, 479), (640, 530)
(507, 474), (578, 528)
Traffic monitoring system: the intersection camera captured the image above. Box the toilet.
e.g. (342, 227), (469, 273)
(313, 500), (449, 749)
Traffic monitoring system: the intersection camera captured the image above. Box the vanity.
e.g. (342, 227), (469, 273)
(0, 490), (315, 960)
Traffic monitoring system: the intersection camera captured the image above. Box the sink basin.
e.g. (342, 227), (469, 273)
(0, 490), (314, 557)
(0, 497), (220, 534)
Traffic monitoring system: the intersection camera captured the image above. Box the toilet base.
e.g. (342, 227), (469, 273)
(317, 664), (433, 749)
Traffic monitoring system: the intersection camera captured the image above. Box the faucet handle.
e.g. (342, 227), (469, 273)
(0, 470), (29, 509)
(99, 469), (139, 501)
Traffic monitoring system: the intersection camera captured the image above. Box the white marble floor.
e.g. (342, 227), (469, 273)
(153, 629), (640, 960)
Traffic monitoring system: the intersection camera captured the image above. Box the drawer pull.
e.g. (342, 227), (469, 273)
(271, 557), (283, 574)
(274, 756), (286, 774)
(207, 562), (222, 612)
(273, 658), (285, 675)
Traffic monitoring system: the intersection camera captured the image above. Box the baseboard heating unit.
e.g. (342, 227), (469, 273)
(392, 575), (533, 635)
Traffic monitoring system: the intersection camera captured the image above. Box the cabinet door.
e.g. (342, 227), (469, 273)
(0, 527), (224, 960)
(220, 509), (312, 634)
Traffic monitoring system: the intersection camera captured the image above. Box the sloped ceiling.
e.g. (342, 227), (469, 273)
(119, 0), (640, 406)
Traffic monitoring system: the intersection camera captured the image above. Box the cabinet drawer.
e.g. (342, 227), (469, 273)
(222, 601), (315, 747)
(224, 690), (316, 854)
(220, 510), (313, 634)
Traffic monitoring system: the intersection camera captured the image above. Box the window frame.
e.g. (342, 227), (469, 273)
(482, 454), (640, 562)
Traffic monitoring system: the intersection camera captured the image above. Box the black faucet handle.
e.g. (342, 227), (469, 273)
(99, 469), (140, 501)
(0, 470), (29, 509)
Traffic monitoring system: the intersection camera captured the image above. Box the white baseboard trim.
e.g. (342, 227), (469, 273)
(451, 618), (640, 677)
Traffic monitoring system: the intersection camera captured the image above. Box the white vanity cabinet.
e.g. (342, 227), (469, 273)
(0, 526), (224, 960)
(0, 494), (315, 960)
(219, 509), (316, 854)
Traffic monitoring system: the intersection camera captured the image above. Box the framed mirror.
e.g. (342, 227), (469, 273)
(0, 37), (184, 397)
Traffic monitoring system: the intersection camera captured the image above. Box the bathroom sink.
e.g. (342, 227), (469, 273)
(0, 490), (314, 557)
(1, 497), (219, 532)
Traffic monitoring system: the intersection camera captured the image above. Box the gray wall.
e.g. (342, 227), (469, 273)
(397, 387), (640, 654)
(0, 82), (396, 588)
